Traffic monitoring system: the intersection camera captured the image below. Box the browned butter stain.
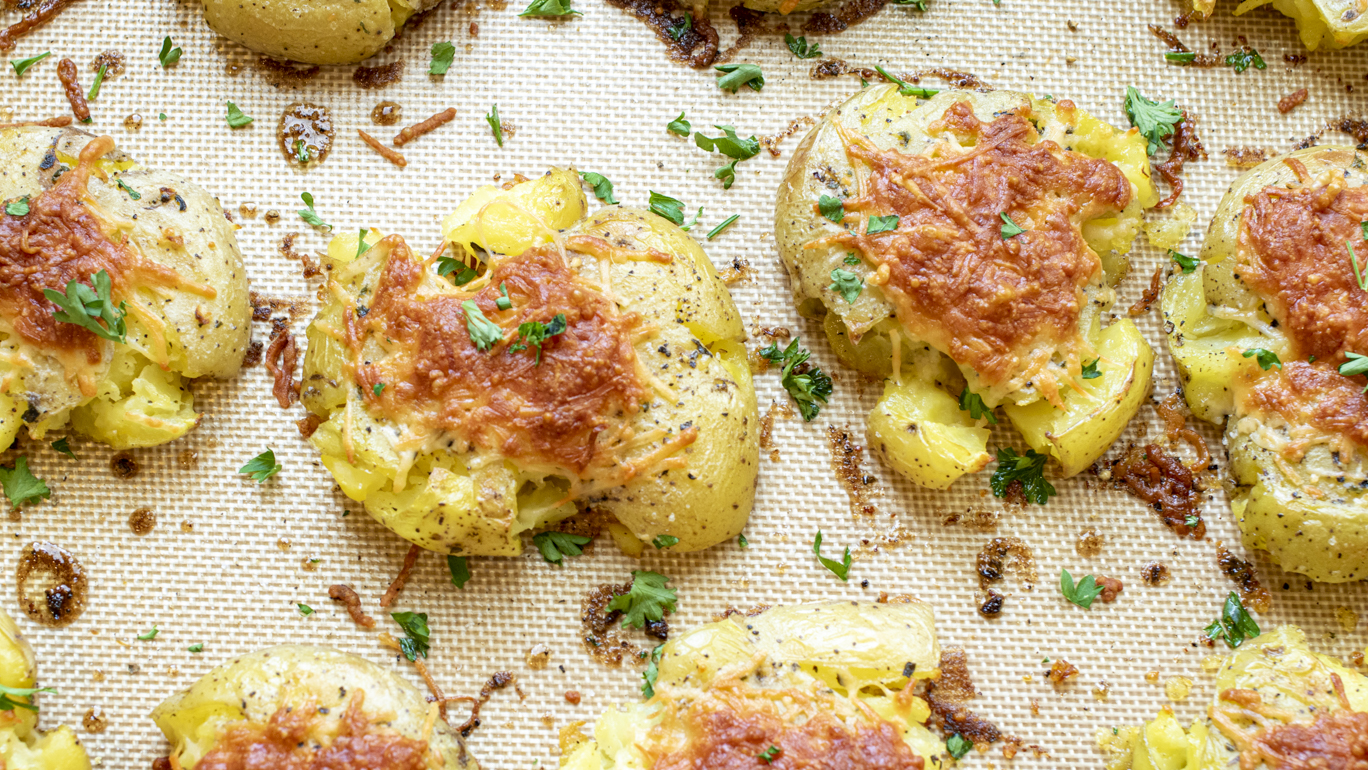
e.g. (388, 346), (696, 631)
(277, 102), (333, 166)
(16, 542), (87, 627)
(82, 706), (108, 733)
(371, 101), (403, 125)
(110, 451), (138, 478)
(127, 507), (155, 535)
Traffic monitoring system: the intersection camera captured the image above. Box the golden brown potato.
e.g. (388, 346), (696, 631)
(774, 86), (1158, 491)
(152, 645), (476, 769)
(1162, 146), (1368, 582)
(0, 127), (250, 451)
(1193, 0), (1368, 50)
(301, 168), (759, 557)
(0, 607), (90, 770)
(200, 0), (443, 65)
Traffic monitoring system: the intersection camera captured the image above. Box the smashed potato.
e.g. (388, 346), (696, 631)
(200, 0), (442, 65)
(1101, 626), (1368, 770)
(561, 601), (946, 770)
(775, 87), (1157, 489)
(1162, 146), (1368, 582)
(152, 645), (476, 769)
(0, 607), (90, 770)
(301, 168), (759, 556)
(0, 127), (250, 451)
(1193, 0), (1368, 50)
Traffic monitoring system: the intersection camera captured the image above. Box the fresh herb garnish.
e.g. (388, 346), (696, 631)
(296, 192), (332, 230)
(785, 33), (821, 59)
(607, 570), (677, 628)
(957, 388), (997, 424)
(87, 63), (107, 100)
(738, 534), (749, 548)
(1123, 86), (1182, 156)
(392, 611), (431, 660)
(580, 171), (618, 204)
(372, 383), (385, 396)
(487, 104), (504, 147)
(695, 125), (760, 159)
(1059, 569), (1105, 609)
(496, 283), (512, 311)
(0, 683), (54, 712)
(1081, 358), (1102, 380)
(429, 41), (456, 74)
(1184, 514), (1200, 527)
(187, 643), (204, 653)
(297, 603), (313, 616)
(0, 457), (49, 510)
(532, 531), (592, 564)
(1170, 249), (1200, 274)
(759, 339), (832, 421)
(1224, 47), (1266, 73)
(715, 62), (764, 92)
(50, 438), (75, 459)
(1339, 352), (1368, 392)
(652, 535), (680, 549)
(667, 112), (692, 136)
(989, 448), (1056, 505)
(946, 734), (973, 759)
(874, 64), (939, 98)
(10, 51), (50, 77)
(649, 191), (699, 228)
(293, 140), (311, 164)
(239, 449), (282, 483)
(758, 746), (782, 764)
(867, 215), (899, 234)
(224, 101), (253, 128)
(1164, 51), (1196, 64)
(137, 625), (159, 640)
(819, 195), (845, 224)
(4, 197), (29, 217)
(520, 0), (581, 16)
(1243, 348), (1282, 371)
(1349, 239), (1367, 291)
(706, 214), (739, 240)
(844, 253), (861, 265)
(1204, 592), (1260, 648)
(436, 256), (478, 285)
(999, 212), (1026, 239)
(44, 270), (127, 342)
(812, 530), (851, 581)
(116, 179), (141, 200)
(641, 644), (663, 697)
(448, 555), (471, 588)
(509, 314), (567, 363)
(159, 36), (182, 68)
(462, 301), (504, 352)
(828, 268), (863, 304)
(668, 12), (691, 40)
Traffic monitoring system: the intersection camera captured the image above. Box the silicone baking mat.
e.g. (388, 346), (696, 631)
(1, 0), (1366, 765)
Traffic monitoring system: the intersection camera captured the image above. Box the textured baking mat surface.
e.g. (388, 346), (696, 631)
(2, 0), (1367, 765)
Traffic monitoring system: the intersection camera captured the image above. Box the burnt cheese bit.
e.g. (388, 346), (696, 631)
(1237, 361), (1368, 455)
(829, 100), (1132, 399)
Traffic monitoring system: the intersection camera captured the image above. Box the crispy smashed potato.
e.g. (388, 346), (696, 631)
(561, 601), (946, 770)
(1100, 626), (1368, 770)
(775, 87), (1157, 489)
(1194, 0), (1368, 50)
(1162, 146), (1368, 582)
(0, 608), (90, 770)
(301, 168), (758, 556)
(152, 645), (476, 769)
(0, 127), (250, 451)
(200, 0), (442, 64)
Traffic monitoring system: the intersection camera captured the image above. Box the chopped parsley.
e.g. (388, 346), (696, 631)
(1224, 47), (1266, 73)
(462, 301), (504, 352)
(0, 683), (53, 712)
(828, 268), (863, 303)
(580, 171), (618, 204)
(429, 41), (456, 74)
(818, 195), (845, 224)
(448, 555), (471, 588)
(696, 125), (759, 189)
(296, 192), (331, 229)
(758, 746), (782, 764)
(392, 611), (431, 660)
(1349, 239), (1366, 291)
(50, 438), (76, 459)
(224, 101), (253, 128)
(1081, 358), (1102, 380)
(738, 533), (749, 548)
(667, 112), (691, 136)
(0, 457), (49, 510)
(607, 570), (677, 628)
(1339, 352), (1368, 392)
(641, 644), (664, 697)
(136, 625), (159, 640)
(648, 192), (700, 229)
(159, 36), (182, 68)
(785, 33), (821, 59)
(486, 104), (504, 147)
(874, 64), (938, 98)
(496, 283), (512, 310)
(239, 449), (282, 483)
(946, 734), (972, 759)
(759, 339), (832, 421)
(372, 383), (385, 396)
(520, 0), (581, 15)
(1170, 249), (1200, 274)
(10, 51), (50, 77)
(812, 530), (851, 581)
(999, 212), (1026, 239)
(1242, 348), (1282, 371)
(298, 604), (313, 615)
(652, 535), (680, 549)
(1123, 86), (1182, 156)
(87, 63), (107, 100)
(1165, 51), (1196, 64)
(532, 531), (592, 564)
(356, 228), (373, 259)
(4, 197), (29, 217)
(437, 256), (478, 285)
(116, 178), (141, 200)
(293, 140), (311, 164)
(668, 12), (692, 40)
(45, 270), (127, 342)
(867, 215), (899, 234)
(715, 62), (764, 92)
(706, 214), (739, 240)
(187, 643), (204, 653)
(1059, 569), (1105, 609)
(509, 314), (567, 363)
(845, 253), (861, 265)
(989, 448), (1056, 505)
(1184, 514), (1200, 527)
(957, 388), (997, 424)
(1204, 592), (1260, 648)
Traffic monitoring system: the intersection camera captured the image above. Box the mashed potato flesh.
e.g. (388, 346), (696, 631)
(822, 100), (1131, 403)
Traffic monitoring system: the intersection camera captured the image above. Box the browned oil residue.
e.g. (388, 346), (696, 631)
(581, 581), (645, 666)
(177, 449), (198, 470)
(603, 0), (719, 68)
(826, 425), (880, 517)
(82, 706), (108, 733)
(1141, 562), (1171, 585)
(353, 60), (404, 89)
(180, 521), (193, 533)
(805, 0), (887, 34)
(1048, 659), (1080, 687)
(1075, 528), (1105, 557)
(457, 671), (525, 737)
(942, 509), (999, 531)
(122, 113), (142, 131)
(1223, 146), (1268, 168)
(372, 101), (403, 125)
(759, 115), (818, 158)
(277, 102), (333, 166)
(264, 210), (281, 224)
(1110, 444), (1204, 539)
(238, 203), (258, 218)
(16, 542), (87, 627)
(257, 57), (320, 86)
(976, 537), (1037, 591)
(924, 647), (1001, 744)
(1216, 542), (1271, 613)
(758, 399), (787, 461)
(128, 507), (155, 535)
(525, 644), (551, 669)
(92, 50), (125, 77)
(110, 451), (138, 478)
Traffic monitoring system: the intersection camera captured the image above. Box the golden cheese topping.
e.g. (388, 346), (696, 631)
(825, 101), (1132, 402)
(344, 237), (654, 477)
(1238, 361), (1368, 456)
(1211, 687), (1368, 769)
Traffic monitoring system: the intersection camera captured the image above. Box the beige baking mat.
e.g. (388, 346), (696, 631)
(1, 0), (1366, 765)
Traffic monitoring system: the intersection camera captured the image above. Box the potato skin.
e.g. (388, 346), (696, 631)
(0, 608), (91, 770)
(1162, 146), (1368, 583)
(774, 86), (1155, 488)
(201, 0), (443, 65)
(0, 127), (250, 450)
(152, 645), (476, 769)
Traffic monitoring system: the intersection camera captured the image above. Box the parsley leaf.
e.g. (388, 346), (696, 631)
(159, 36), (182, 68)
(392, 611), (431, 660)
(874, 64), (939, 98)
(296, 192), (332, 229)
(706, 214), (739, 240)
(989, 448), (1056, 505)
(891, 0), (928, 8)
(4, 197), (29, 217)
(714, 159), (738, 189)
(487, 104), (504, 147)
(812, 530), (851, 581)
(758, 746), (782, 764)
(1170, 249), (1200, 274)
(462, 301), (504, 352)
(50, 438), (76, 459)
(649, 191), (688, 225)
(448, 555), (471, 588)
(867, 215), (899, 234)
(738, 533), (749, 548)
(0, 457), (48, 510)
(87, 63), (106, 100)
(297, 603), (313, 616)
(957, 387), (998, 424)
(844, 253), (861, 265)
(293, 140), (310, 164)
(1165, 51), (1196, 64)
(1224, 47), (1266, 73)
(224, 101), (253, 128)
(0, 682), (54, 712)
(695, 125), (760, 159)
(759, 339), (832, 421)
(509, 314), (567, 363)
(520, 0), (581, 16)
(580, 171), (618, 204)
(1204, 592), (1260, 648)
(652, 535), (679, 549)
(999, 212), (1026, 239)
(668, 12), (691, 40)
(1081, 358), (1102, 380)
(785, 33), (821, 59)
(532, 531), (592, 564)
(667, 112), (692, 136)
(496, 283), (512, 311)
(187, 643), (204, 653)
(829, 268), (863, 304)
(429, 41), (456, 74)
(1060, 569), (1105, 609)
(607, 570), (677, 628)
(116, 178), (141, 200)
(239, 449), (281, 483)
(946, 734), (972, 759)
(641, 644), (663, 697)
(1349, 239), (1366, 291)
(437, 256), (479, 285)
(10, 51), (50, 77)
(715, 62), (764, 92)
(1243, 347), (1282, 371)
(44, 270), (127, 342)
(1123, 86), (1182, 156)
(819, 195), (845, 224)
(137, 625), (159, 640)
(1339, 353), (1368, 393)
(372, 383), (385, 396)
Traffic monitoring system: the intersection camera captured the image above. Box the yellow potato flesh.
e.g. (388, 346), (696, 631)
(441, 168), (587, 259)
(0, 609), (90, 770)
(867, 375), (990, 490)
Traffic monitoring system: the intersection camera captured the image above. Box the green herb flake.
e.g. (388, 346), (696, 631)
(462, 301), (504, 352)
(238, 449), (282, 483)
(812, 530), (851, 581)
(116, 179), (141, 200)
(1349, 239), (1367, 291)
(844, 253), (861, 265)
(829, 268), (863, 304)
(649, 191), (687, 225)
(1204, 592), (1261, 648)
(946, 734), (973, 759)
(1081, 358), (1102, 380)
(667, 112), (692, 136)
(957, 387), (998, 424)
(1243, 348), (1282, 371)
(158, 113), (167, 121)
(0, 457), (49, 510)
(372, 383), (385, 396)
(137, 625), (159, 640)
(187, 643), (204, 653)
(1224, 47), (1266, 73)
(509, 314), (567, 363)
(874, 64), (939, 98)
(10, 51), (51, 77)
(0, 682), (54, 712)
(4, 197), (29, 217)
(519, 0), (581, 16)
(606, 570), (677, 628)
(867, 215), (899, 234)
(429, 41), (456, 74)
(50, 438), (76, 459)
(495, 282), (512, 311)
(1170, 249), (1200, 274)
(759, 339), (832, 421)
(1339, 352), (1368, 393)
(447, 555), (471, 588)
(392, 611), (431, 660)
(487, 104), (504, 147)
(989, 448), (1056, 505)
(714, 159), (739, 189)
(891, 0), (928, 8)
(695, 125), (760, 160)
(437, 256), (479, 285)
(758, 746), (782, 764)
(706, 214), (739, 240)
(1184, 514), (1200, 527)
(999, 212), (1026, 239)
(44, 270), (127, 343)
(159, 36), (182, 68)
(738, 533), (749, 548)
(225, 101), (254, 128)
(819, 195), (845, 224)
(580, 171), (618, 204)
(715, 62), (764, 93)
(296, 192), (332, 230)
(668, 12), (692, 40)
(785, 33), (821, 59)
(1060, 568), (1105, 609)
(641, 644), (664, 697)
(532, 531), (593, 565)
(87, 63), (107, 101)
(1123, 86), (1182, 156)
(652, 535), (680, 549)
(1165, 51), (1196, 64)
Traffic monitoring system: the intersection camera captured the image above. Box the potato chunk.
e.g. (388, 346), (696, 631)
(0, 608), (91, 770)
